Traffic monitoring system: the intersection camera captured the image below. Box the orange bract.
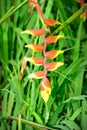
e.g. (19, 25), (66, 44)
(45, 35), (64, 44)
(45, 50), (64, 59)
(45, 62), (64, 71)
(44, 18), (61, 26)
(29, 71), (46, 79)
(21, 29), (45, 36)
(42, 77), (50, 88)
(27, 57), (44, 65)
(40, 77), (51, 102)
(25, 44), (44, 52)
(45, 36), (58, 44)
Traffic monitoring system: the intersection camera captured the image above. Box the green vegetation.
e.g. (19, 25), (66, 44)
(0, 0), (87, 130)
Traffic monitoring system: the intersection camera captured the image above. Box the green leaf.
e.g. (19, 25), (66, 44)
(32, 111), (43, 125)
(70, 107), (82, 121)
(81, 101), (87, 130)
(61, 120), (81, 130)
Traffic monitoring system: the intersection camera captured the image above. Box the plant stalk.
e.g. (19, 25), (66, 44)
(18, 114), (22, 130)
(1, 116), (55, 130)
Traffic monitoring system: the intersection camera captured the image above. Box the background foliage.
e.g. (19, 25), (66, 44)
(0, 0), (87, 130)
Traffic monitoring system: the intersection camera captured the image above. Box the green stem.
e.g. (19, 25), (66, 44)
(18, 114), (22, 130)
(1, 116), (55, 130)
(52, 4), (87, 35)
(2, 6), (15, 17)
(0, 0), (28, 25)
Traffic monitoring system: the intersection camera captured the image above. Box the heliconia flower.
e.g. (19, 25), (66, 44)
(21, 29), (45, 36)
(45, 35), (64, 44)
(45, 62), (64, 71)
(40, 77), (51, 102)
(44, 18), (62, 26)
(45, 50), (64, 59)
(25, 44), (44, 52)
(28, 71), (46, 79)
(20, 56), (29, 80)
(27, 57), (44, 65)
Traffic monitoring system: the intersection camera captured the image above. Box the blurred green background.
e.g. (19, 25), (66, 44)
(0, 0), (87, 130)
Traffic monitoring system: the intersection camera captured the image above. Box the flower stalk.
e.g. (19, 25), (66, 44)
(0, 116), (54, 130)
(42, 30), (47, 78)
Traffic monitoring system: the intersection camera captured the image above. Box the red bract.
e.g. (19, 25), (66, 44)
(45, 50), (64, 59)
(44, 18), (61, 26)
(40, 77), (51, 102)
(45, 62), (64, 71)
(29, 71), (46, 79)
(27, 57), (44, 65)
(45, 35), (64, 44)
(21, 29), (45, 36)
(25, 44), (44, 52)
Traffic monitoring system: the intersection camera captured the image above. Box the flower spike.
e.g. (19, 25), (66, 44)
(28, 71), (46, 79)
(21, 29), (45, 36)
(45, 50), (64, 59)
(40, 77), (51, 102)
(20, 0), (65, 103)
(45, 62), (64, 71)
(25, 44), (44, 52)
